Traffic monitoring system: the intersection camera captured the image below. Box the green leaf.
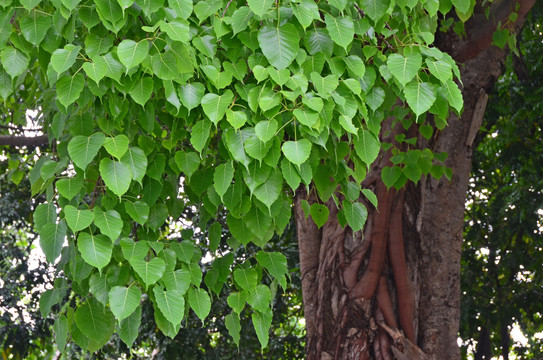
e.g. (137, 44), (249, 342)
(361, 0), (390, 21)
(121, 238), (149, 262)
(124, 201), (149, 225)
(51, 45), (81, 74)
(1, 47), (29, 78)
(292, 0), (319, 28)
(162, 268), (191, 294)
(213, 161), (234, 200)
(252, 309), (272, 348)
(310, 72), (338, 97)
(324, 14), (354, 49)
(387, 53), (422, 86)
(381, 166), (402, 189)
(56, 176), (83, 200)
(64, 205), (94, 232)
(310, 203), (329, 228)
(169, 0), (192, 19)
(280, 158), (301, 191)
(247, 0), (274, 17)
(344, 55), (366, 78)
(254, 169), (282, 209)
(258, 24), (299, 70)
(234, 267), (258, 292)
(282, 139), (312, 166)
(225, 313), (241, 347)
(109, 286), (141, 321)
(153, 287), (185, 326)
(248, 284), (272, 312)
(342, 201), (367, 232)
(56, 74), (85, 107)
(227, 292), (248, 314)
(366, 86), (385, 111)
(226, 109), (247, 129)
(152, 52), (177, 80)
(255, 120), (278, 143)
(188, 287), (211, 323)
(201, 90), (234, 125)
(19, 11), (51, 46)
(452, 0), (470, 14)
(208, 222), (221, 252)
(293, 108), (319, 128)
(354, 130), (380, 166)
(131, 257), (166, 287)
(361, 188), (378, 209)
(174, 150), (200, 179)
(159, 19), (189, 42)
(425, 59), (452, 83)
(99, 158), (132, 197)
(231, 6), (253, 34)
(120, 147), (147, 184)
(83, 56), (108, 83)
(53, 315), (68, 352)
(34, 203), (56, 232)
(85, 33), (113, 58)
(179, 82), (205, 112)
(256, 251), (288, 281)
(102, 53), (124, 82)
(104, 134), (129, 159)
(442, 79), (463, 113)
(171, 241), (194, 264)
(129, 76), (154, 106)
(93, 207), (123, 241)
(74, 298), (114, 343)
(39, 220), (67, 263)
(117, 39), (148, 71)
(77, 232), (112, 270)
(404, 81), (437, 118)
(190, 119), (211, 154)
(118, 304), (141, 347)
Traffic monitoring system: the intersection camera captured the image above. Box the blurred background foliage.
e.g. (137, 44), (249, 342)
(460, 2), (543, 359)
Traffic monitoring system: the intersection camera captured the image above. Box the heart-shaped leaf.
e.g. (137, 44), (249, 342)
(117, 39), (148, 71)
(51, 45), (81, 74)
(201, 90), (233, 125)
(109, 286), (141, 321)
(188, 287), (211, 323)
(282, 139), (312, 166)
(342, 201), (368, 232)
(310, 203), (329, 228)
(39, 220), (67, 263)
(381, 166), (402, 189)
(64, 205), (94, 232)
(387, 53), (422, 86)
(77, 232), (112, 270)
(56, 176), (83, 200)
(56, 74), (85, 107)
(83, 56), (108, 83)
(124, 201), (149, 225)
(104, 134), (129, 159)
(153, 287), (185, 326)
(131, 257), (166, 287)
(258, 24), (299, 70)
(99, 158), (132, 197)
(93, 207), (123, 241)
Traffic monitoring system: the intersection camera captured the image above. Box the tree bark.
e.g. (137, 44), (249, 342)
(0, 135), (48, 147)
(295, 2), (536, 359)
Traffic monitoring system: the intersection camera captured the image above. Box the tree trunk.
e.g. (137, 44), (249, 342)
(295, 1), (536, 359)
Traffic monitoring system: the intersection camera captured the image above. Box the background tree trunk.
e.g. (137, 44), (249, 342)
(295, 1), (536, 358)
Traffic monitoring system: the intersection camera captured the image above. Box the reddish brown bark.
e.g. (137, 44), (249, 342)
(295, 1), (537, 359)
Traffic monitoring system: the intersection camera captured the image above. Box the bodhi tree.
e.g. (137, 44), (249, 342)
(0, 0), (536, 359)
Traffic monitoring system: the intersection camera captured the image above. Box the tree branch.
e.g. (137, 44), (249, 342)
(453, 0), (537, 62)
(0, 135), (48, 147)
